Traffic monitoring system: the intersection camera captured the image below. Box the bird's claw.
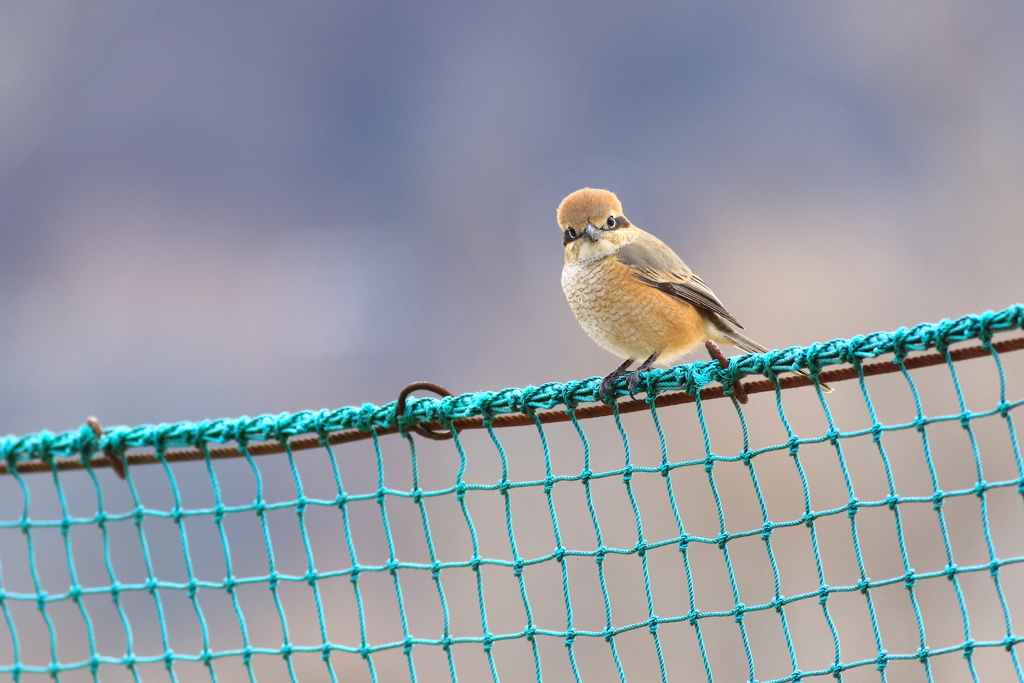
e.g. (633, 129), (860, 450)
(626, 371), (643, 399)
(598, 359), (634, 402)
(598, 375), (618, 402)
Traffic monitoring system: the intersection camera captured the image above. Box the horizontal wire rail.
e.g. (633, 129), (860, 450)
(1, 304), (1024, 683)
(2, 308), (1023, 476)
(0, 335), (1020, 475)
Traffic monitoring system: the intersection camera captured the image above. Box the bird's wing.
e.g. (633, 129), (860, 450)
(615, 231), (744, 329)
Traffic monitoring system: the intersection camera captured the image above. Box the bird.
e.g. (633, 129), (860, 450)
(558, 187), (832, 399)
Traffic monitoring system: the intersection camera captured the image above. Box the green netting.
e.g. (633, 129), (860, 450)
(2, 305), (1024, 682)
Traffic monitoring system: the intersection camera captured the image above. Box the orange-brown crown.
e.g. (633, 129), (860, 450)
(556, 188), (623, 229)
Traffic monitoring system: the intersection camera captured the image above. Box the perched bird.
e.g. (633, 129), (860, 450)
(558, 187), (831, 399)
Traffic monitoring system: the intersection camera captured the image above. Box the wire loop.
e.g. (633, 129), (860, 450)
(395, 381), (459, 440)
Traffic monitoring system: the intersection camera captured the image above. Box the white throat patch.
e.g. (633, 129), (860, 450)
(574, 232), (632, 265)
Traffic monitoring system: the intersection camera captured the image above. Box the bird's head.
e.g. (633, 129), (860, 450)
(557, 188), (634, 263)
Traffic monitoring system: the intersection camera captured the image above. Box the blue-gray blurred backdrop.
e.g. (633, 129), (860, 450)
(2, 2), (1022, 435)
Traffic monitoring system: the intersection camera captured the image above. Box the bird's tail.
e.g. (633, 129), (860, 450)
(714, 325), (834, 393)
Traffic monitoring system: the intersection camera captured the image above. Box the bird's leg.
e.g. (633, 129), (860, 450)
(705, 340), (748, 404)
(626, 352), (660, 398)
(599, 358), (634, 401)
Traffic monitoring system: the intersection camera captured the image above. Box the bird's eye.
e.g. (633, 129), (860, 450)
(606, 216), (616, 228)
(567, 227), (578, 238)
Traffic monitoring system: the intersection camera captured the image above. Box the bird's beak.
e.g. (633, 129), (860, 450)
(585, 222), (600, 241)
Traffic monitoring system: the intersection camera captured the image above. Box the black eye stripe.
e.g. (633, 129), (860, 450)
(561, 217), (628, 246)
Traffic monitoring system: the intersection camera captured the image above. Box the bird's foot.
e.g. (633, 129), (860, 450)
(598, 359), (634, 402)
(705, 340), (748, 404)
(625, 352), (660, 399)
(626, 371), (643, 399)
(598, 375), (618, 402)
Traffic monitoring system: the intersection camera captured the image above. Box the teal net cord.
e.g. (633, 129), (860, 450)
(1, 305), (1024, 681)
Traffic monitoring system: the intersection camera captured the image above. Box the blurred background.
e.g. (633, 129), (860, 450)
(1, 2), (1024, 682)
(1, 1), (1022, 434)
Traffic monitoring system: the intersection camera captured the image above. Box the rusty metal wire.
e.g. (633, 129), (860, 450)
(3, 335), (1021, 477)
